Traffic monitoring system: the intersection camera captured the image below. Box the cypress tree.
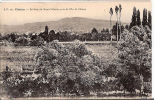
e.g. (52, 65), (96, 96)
(45, 26), (49, 34)
(130, 7), (137, 28)
(136, 9), (141, 26)
(142, 8), (148, 26)
(148, 11), (152, 29)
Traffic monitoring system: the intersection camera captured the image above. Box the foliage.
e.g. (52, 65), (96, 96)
(15, 36), (29, 46)
(112, 23), (124, 40)
(29, 36), (44, 46)
(116, 26), (151, 93)
(147, 11), (152, 29)
(130, 7), (137, 28)
(142, 8), (148, 27)
(0, 5), (152, 97)
(136, 10), (141, 26)
(130, 7), (151, 29)
(91, 28), (98, 34)
(1, 40), (106, 97)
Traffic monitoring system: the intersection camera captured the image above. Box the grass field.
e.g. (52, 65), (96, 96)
(86, 44), (118, 63)
(0, 43), (118, 72)
(0, 46), (37, 72)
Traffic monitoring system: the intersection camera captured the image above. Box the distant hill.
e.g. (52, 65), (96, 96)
(0, 17), (127, 34)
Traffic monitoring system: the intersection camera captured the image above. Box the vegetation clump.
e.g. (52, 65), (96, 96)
(1, 41), (106, 97)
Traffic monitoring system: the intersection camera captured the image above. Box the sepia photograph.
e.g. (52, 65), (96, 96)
(0, 0), (152, 99)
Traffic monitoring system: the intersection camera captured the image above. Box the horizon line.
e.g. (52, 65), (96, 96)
(0, 17), (128, 26)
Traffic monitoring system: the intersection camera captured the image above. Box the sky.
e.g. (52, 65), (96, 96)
(0, 1), (151, 25)
(1, 0), (151, 1)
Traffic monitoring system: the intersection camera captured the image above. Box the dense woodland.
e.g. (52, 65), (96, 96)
(0, 5), (152, 98)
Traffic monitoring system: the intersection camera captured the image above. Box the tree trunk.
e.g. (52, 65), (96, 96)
(119, 14), (121, 40)
(117, 15), (119, 42)
(110, 16), (113, 53)
(110, 16), (112, 43)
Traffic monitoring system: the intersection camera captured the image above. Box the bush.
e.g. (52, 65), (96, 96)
(34, 41), (105, 95)
(29, 36), (44, 46)
(14, 37), (29, 46)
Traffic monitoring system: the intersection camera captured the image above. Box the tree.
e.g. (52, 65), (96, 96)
(39, 26), (49, 42)
(119, 4), (122, 40)
(137, 9), (141, 26)
(116, 71), (137, 93)
(48, 30), (56, 42)
(148, 11), (152, 29)
(115, 6), (119, 42)
(101, 28), (106, 33)
(117, 26), (151, 94)
(91, 28), (98, 34)
(15, 36), (29, 46)
(59, 31), (71, 41)
(0, 33), (2, 40)
(125, 25), (129, 30)
(9, 33), (17, 42)
(91, 28), (98, 41)
(112, 23), (120, 41)
(130, 7), (137, 28)
(109, 8), (113, 42)
(142, 8), (148, 26)
(29, 36), (44, 46)
(45, 26), (49, 34)
(33, 41), (104, 96)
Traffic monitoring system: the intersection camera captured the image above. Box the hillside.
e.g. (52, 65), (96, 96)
(0, 17), (127, 34)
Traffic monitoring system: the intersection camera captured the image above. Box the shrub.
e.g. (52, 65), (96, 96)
(35, 41), (106, 94)
(29, 36), (44, 46)
(14, 37), (29, 46)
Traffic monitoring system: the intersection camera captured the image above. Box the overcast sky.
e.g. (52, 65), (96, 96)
(0, 1), (151, 25)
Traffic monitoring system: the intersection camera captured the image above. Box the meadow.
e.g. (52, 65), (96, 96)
(0, 45), (36, 72)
